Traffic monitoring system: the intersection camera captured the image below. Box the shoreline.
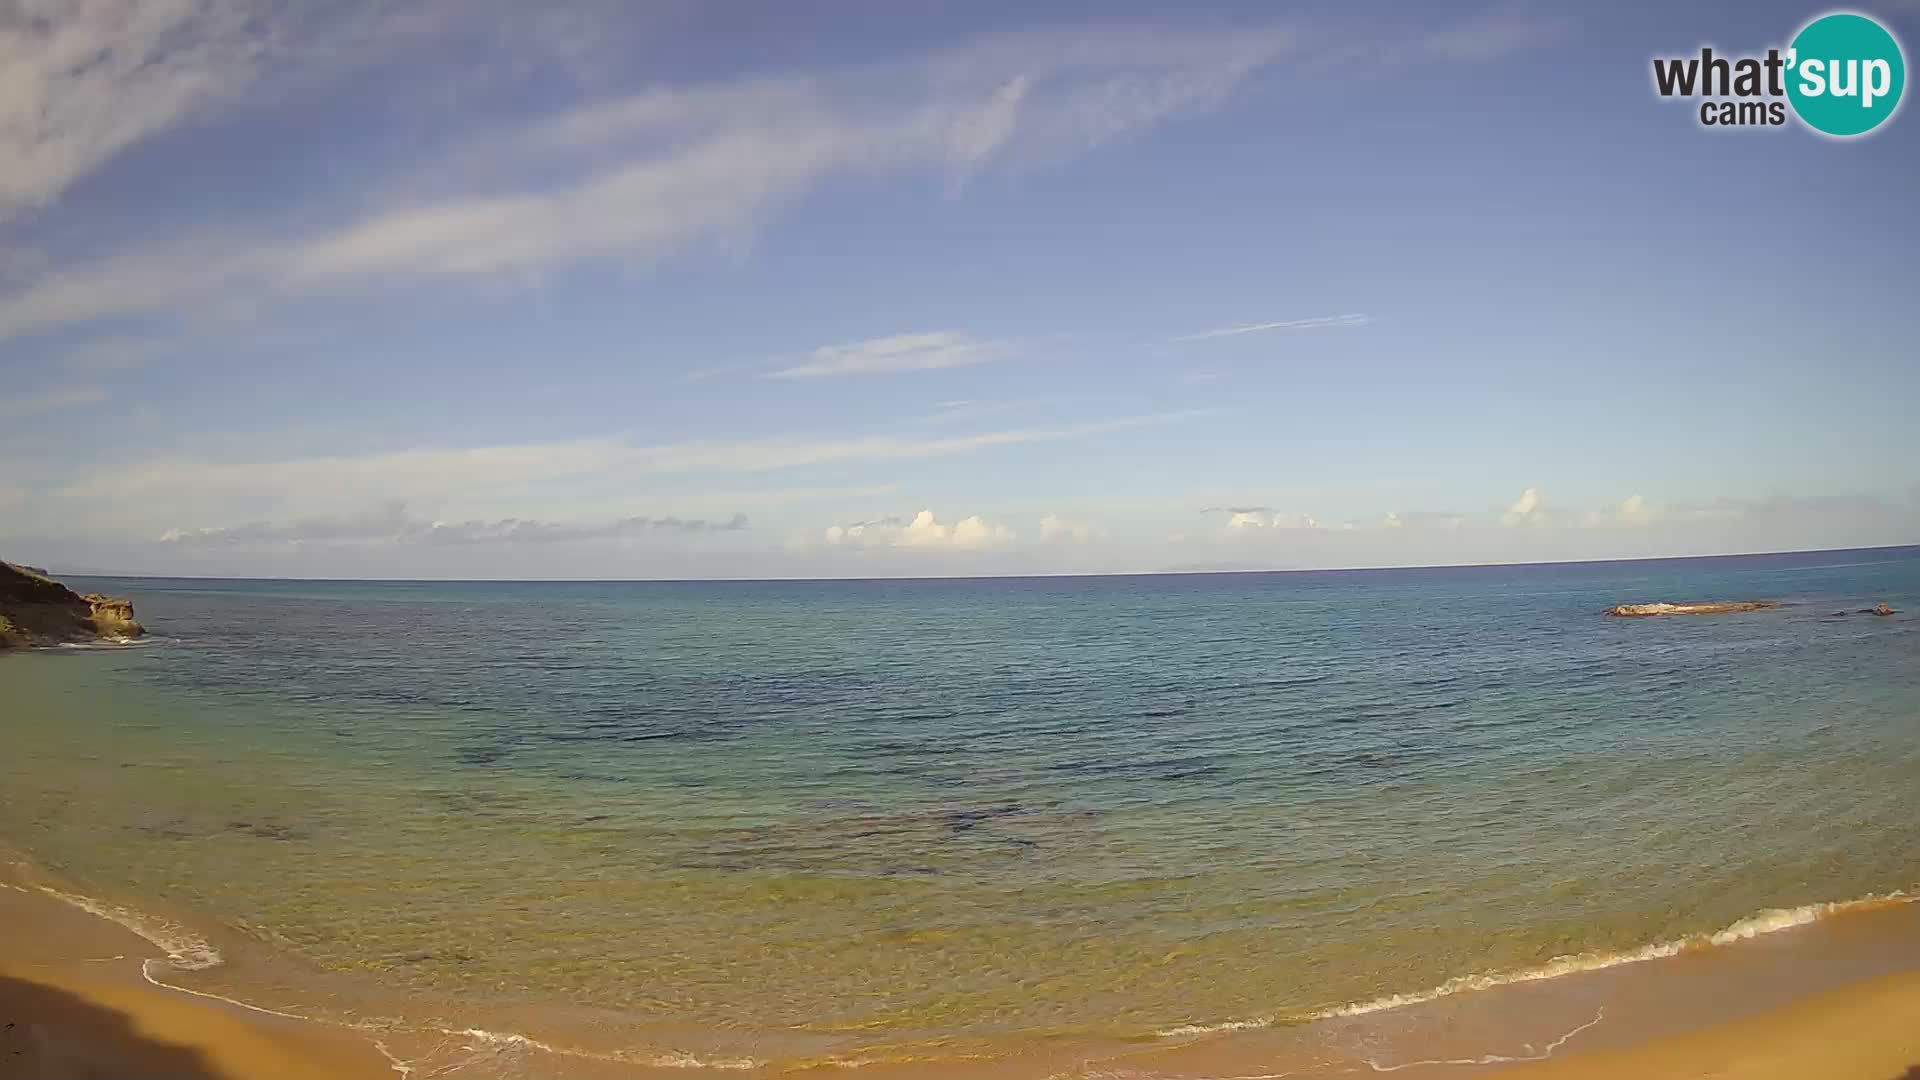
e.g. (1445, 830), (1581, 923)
(0, 879), (395, 1079)
(4, 856), (1918, 1079)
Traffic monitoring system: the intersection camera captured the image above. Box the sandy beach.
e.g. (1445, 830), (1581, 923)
(1500, 971), (1920, 1079)
(4, 868), (1918, 1080)
(0, 880), (393, 1079)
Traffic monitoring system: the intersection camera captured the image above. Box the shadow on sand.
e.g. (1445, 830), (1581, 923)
(0, 974), (226, 1080)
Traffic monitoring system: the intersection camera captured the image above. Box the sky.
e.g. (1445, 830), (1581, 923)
(1, 0), (1917, 579)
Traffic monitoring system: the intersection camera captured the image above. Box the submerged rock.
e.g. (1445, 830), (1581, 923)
(0, 561), (144, 648)
(1604, 600), (1779, 618)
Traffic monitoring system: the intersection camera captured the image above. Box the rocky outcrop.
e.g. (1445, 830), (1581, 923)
(0, 561), (144, 648)
(1829, 603), (1898, 618)
(1604, 600), (1779, 617)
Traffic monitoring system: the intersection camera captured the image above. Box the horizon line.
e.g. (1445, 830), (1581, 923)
(38, 543), (1920, 586)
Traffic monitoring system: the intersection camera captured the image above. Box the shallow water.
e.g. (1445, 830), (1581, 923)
(2, 549), (1918, 1070)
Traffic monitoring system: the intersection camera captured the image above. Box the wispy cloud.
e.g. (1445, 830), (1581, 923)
(1662, 493), (1887, 521)
(0, 20), (1293, 342)
(56, 411), (1206, 506)
(0, 0), (263, 222)
(286, 23), (1297, 285)
(55, 336), (174, 372)
(0, 384), (109, 420)
(1175, 313), (1371, 342)
(1423, 12), (1567, 62)
(159, 502), (748, 547)
(770, 331), (1004, 379)
(916, 398), (1050, 425)
(0, 9), (1557, 346)
(0, 0), (526, 226)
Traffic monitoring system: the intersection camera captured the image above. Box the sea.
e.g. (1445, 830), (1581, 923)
(2, 547), (1918, 1076)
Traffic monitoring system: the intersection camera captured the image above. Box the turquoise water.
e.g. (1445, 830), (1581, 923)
(2, 549), (1918, 1070)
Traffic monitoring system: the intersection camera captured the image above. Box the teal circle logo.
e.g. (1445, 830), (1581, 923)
(1786, 12), (1906, 137)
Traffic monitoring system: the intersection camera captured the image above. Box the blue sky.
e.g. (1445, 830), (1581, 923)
(1, 0), (1916, 578)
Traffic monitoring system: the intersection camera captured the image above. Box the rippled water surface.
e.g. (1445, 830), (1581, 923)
(3, 549), (1918, 1066)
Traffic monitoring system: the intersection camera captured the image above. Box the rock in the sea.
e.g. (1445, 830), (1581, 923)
(1604, 600), (1779, 618)
(0, 561), (144, 648)
(1824, 603), (1898, 618)
(82, 593), (143, 636)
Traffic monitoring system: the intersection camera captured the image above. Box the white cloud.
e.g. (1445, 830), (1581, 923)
(1038, 513), (1098, 543)
(1221, 507), (1313, 526)
(1500, 487), (1549, 527)
(1175, 313), (1370, 341)
(1584, 493), (1658, 528)
(824, 509), (1015, 551)
(1205, 505), (1319, 530)
(0, 384), (108, 419)
(771, 331), (1003, 379)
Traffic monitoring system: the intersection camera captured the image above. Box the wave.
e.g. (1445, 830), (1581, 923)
(38, 885), (222, 970)
(1158, 891), (1913, 1037)
(28, 877), (1913, 1071)
(51, 636), (157, 649)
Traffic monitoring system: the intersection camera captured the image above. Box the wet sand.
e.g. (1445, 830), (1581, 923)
(1501, 970), (1920, 1079)
(2, 872), (1918, 1079)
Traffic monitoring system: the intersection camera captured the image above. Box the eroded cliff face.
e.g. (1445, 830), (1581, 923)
(0, 562), (144, 648)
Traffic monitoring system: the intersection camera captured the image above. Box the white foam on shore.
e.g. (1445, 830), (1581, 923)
(51, 636), (154, 649)
(421, 1027), (758, 1071)
(38, 885), (223, 971)
(31, 875), (1907, 1072)
(1158, 892), (1912, 1037)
